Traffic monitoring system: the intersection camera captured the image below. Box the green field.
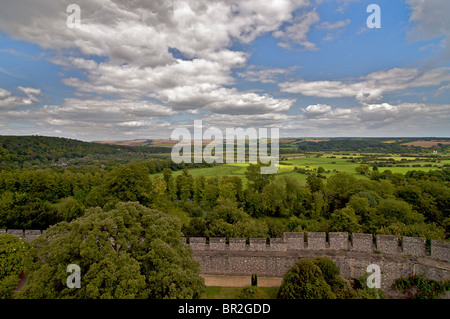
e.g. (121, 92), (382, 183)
(152, 153), (447, 184)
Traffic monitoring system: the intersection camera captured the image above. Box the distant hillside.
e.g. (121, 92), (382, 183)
(287, 137), (450, 153)
(96, 138), (177, 148)
(96, 137), (450, 153)
(0, 135), (170, 165)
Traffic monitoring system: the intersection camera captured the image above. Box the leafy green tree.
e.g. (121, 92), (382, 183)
(306, 174), (324, 193)
(206, 219), (235, 238)
(326, 172), (359, 211)
(414, 180), (450, 222)
(176, 168), (194, 201)
(377, 198), (423, 226)
(203, 177), (219, 207)
(55, 197), (85, 222)
(218, 181), (238, 202)
(277, 258), (335, 299)
(277, 257), (361, 299)
(311, 191), (327, 219)
(162, 168), (173, 185)
(17, 202), (205, 299)
(392, 275), (449, 299)
(85, 163), (153, 208)
(182, 217), (207, 238)
(347, 196), (378, 233)
(233, 219), (269, 239)
(262, 178), (288, 217)
(330, 206), (362, 233)
(244, 162), (274, 192)
(0, 234), (27, 299)
(395, 185), (442, 224)
(0, 194), (60, 229)
(243, 188), (263, 217)
(283, 176), (306, 214)
(264, 217), (289, 238)
(355, 164), (370, 176)
(167, 175), (177, 201)
(194, 175), (206, 203)
(209, 198), (248, 224)
(219, 176), (243, 202)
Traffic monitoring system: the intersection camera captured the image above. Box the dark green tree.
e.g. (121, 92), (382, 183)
(244, 162), (274, 192)
(0, 234), (27, 299)
(277, 258), (336, 299)
(17, 202), (205, 299)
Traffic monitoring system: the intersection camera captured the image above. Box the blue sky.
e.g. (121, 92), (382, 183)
(0, 0), (449, 140)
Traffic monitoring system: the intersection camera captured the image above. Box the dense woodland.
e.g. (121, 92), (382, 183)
(0, 135), (171, 167)
(0, 136), (449, 242)
(0, 160), (448, 242)
(0, 135), (449, 300)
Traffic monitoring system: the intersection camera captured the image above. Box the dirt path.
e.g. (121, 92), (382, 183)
(201, 274), (282, 287)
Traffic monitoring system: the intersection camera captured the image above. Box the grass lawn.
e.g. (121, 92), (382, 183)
(202, 286), (279, 299)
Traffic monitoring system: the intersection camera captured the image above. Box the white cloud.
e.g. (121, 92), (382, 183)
(357, 103), (423, 123)
(0, 0), (307, 119)
(317, 18), (350, 41)
(0, 86), (43, 109)
(0, 0), (308, 64)
(294, 102), (450, 135)
(406, 0), (450, 59)
(202, 112), (292, 130)
(303, 104), (332, 118)
(317, 18), (350, 30)
(273, 9), (320, 50)
(158, 85), (296, 114)
(0, 97), (176, 139)
(237, 65), (298, 83)
(280, 67), (450, 104)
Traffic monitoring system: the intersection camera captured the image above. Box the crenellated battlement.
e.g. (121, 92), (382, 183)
(0, 229), (44, 242)
(184, 232), (450, 262)
(187, 232), (450, 294)
(2, 229), (449, 263)
(2, 229), (449, 295)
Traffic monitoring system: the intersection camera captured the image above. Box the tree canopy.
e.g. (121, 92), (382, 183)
(0, 234), (26, 299)
(16, 202), (205, 299)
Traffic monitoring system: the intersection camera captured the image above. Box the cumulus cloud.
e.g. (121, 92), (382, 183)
(0, 98), (176, 139)
(237, 65), (298, 83)
(295, 102), (450, 135)
(273, 9), (320, 50)
(317, 18), (350, 41)
(0, 0), (308, 64)
(317, 19), (350, 30)
(202, 112), (292, 130)
(1, 0), (448, 139)
(0, 86), (43, 109)
(303, 104), (332, 118)
(280, 67), (450, 104)
(407, 0), (450, 59)
(0, 0), (306, 124)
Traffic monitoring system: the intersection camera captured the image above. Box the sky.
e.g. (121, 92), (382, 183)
(0, 0), (449, 141)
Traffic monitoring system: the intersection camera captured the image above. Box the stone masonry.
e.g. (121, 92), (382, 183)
(2, 229), (449, 296)
(185, 232), (450, 294)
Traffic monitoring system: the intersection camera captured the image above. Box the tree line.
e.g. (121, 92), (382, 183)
(0, 135), (171, 168)
(0, 161), (448, 242)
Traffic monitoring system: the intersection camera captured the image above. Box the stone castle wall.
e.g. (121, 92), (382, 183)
(3, 228), (447, 262)
(185, 232), (450, 294)
(2, 229), (449, 295)
(184, 232), (450, 262)
(0, 229), (44, 242)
